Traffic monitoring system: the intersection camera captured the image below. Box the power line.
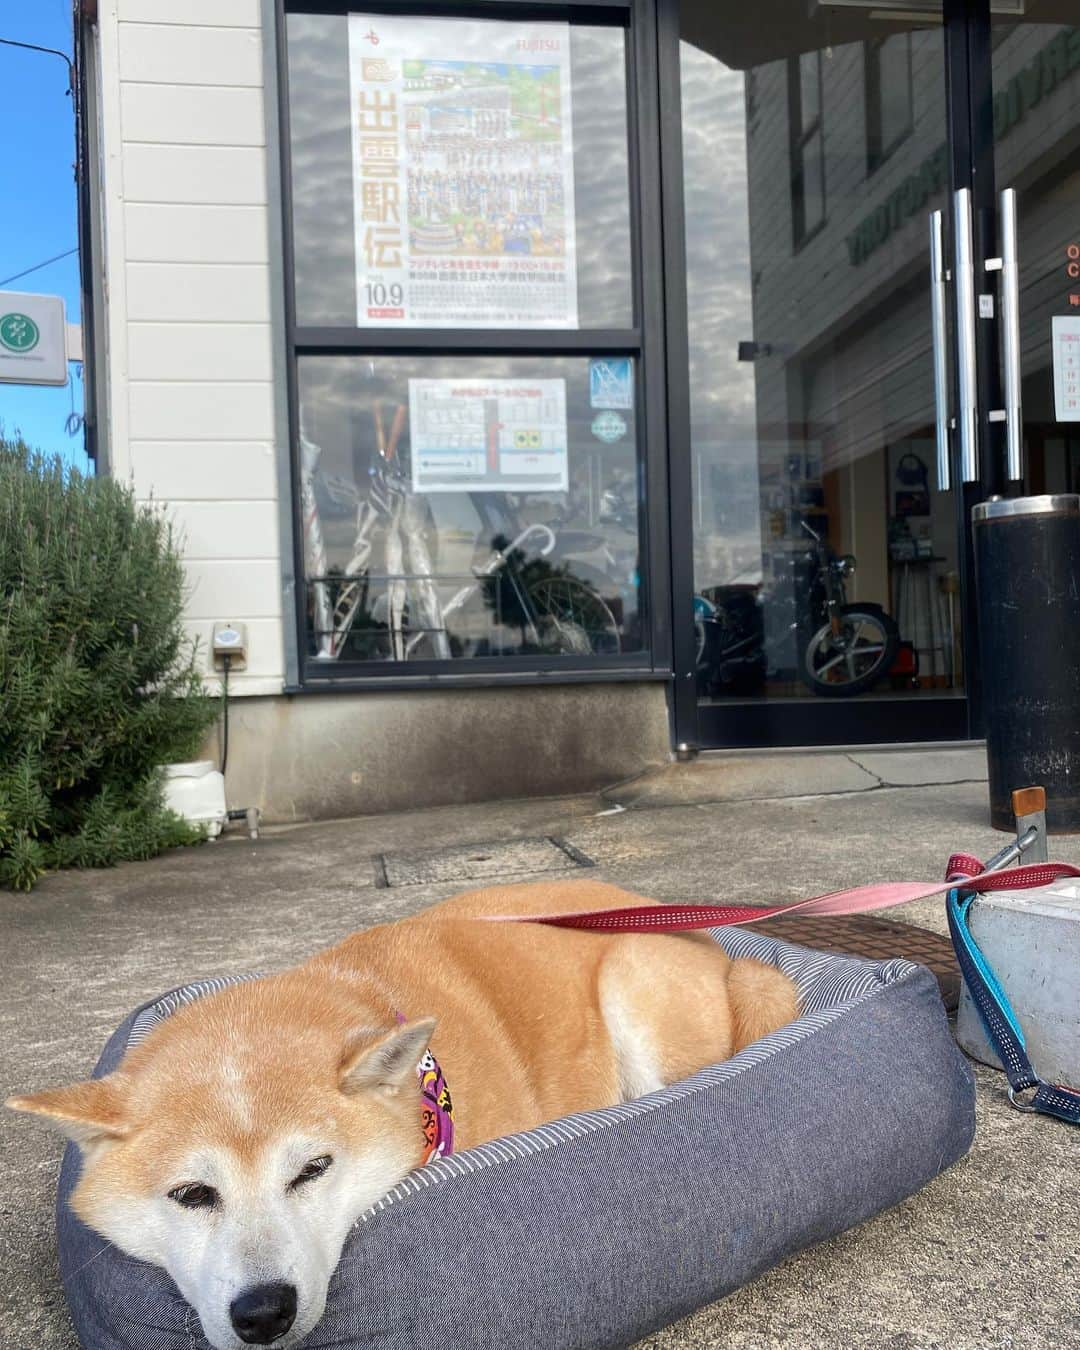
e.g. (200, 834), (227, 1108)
(0, 35), (73, 85)
(0, 37), (79, 289)
(0, 247), (79, 289)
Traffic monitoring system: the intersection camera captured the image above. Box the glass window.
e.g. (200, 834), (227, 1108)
(297, 356), (643, 663)
(866, 35), (914, 173)
(800, 132), (826, 237)
(799, 50), (821, 129)
(286, 14), (633, 329)
(789, 52), (826, 246)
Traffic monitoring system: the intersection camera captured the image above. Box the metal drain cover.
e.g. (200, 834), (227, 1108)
(377, 836), (593, 887)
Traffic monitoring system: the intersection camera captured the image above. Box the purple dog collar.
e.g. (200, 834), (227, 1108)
(396, 1014), (454, 1163)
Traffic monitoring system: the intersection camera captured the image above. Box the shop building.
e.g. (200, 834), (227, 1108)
(77, 1), (1080, 818)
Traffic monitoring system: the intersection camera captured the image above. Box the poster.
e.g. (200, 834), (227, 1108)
(409, 377), (568, 493)
(348, 15), (578, 329)
(1052, 316), (1080, 421)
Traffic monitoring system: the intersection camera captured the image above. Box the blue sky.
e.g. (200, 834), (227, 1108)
(0, 0), (89, 469)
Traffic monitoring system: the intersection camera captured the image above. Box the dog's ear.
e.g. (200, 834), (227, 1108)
(340, 1018), (437, 1096)
(5, 1074), (130, 1148)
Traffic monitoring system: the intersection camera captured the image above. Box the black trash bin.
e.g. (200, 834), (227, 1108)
(974, 494), (1080, 832)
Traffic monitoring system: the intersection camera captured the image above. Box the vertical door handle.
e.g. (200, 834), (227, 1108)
(998, 187), (1023, 482)
(929, 209), (950, 492)
(954, 188), (979, 483)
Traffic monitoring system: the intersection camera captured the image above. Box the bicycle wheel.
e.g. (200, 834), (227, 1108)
(527, 576), (622, 656)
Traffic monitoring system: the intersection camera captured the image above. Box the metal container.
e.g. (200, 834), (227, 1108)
(955, 879), (1080, 1086)
(973, 494), (1080, 832)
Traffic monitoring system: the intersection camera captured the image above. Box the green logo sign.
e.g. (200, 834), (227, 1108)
(591, 410), (627, 444)
(0, 312), (40, 354)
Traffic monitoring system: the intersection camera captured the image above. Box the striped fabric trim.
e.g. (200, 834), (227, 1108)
(712, 925), (915, 1013)
(123, 931), (923, 1223)
(128, 974), (262, 1047)
(358, 973), (916, 1220)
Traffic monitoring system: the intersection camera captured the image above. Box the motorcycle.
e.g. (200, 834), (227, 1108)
(697, 519), (899, 698)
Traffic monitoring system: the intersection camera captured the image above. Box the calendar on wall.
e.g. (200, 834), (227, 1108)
(1052, 316), (1080, 421)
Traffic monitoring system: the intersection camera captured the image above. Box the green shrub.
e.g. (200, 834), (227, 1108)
(0, 435), (218, 890)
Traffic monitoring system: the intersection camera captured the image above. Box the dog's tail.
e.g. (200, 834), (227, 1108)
(727, 958), (800, 1054)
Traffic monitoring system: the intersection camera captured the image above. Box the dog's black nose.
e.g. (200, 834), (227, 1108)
(229, 1283), (298, 1344)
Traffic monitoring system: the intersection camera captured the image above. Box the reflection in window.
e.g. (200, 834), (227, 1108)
(789, 51), (826, 246)
(681, 23), (960, 703)
(866, 35), (914, 174)
(298, 357), (643, 663)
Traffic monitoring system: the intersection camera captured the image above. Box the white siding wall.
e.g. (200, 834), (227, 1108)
(96, 0), (284, 695)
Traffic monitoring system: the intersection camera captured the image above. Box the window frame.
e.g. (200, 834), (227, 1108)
(865, 32), (915, 176)
(275, 0), (673, 689)
(788, 50), (827, 250)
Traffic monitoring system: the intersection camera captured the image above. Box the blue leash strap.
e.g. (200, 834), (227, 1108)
(946, 888), (1080, 1126)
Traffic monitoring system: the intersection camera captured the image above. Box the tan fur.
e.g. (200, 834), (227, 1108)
(11, 878), (798, 1155)
(7, 879), (798, 1347)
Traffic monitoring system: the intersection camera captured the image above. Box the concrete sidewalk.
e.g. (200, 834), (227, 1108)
(2, 746), (1078, 1349)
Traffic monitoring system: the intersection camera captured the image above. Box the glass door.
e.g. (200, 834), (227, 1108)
(986, 7), (1080, 497)
(669, 0), (974, 748)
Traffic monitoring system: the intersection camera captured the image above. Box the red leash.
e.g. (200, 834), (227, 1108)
(484, 856), (1080, 932)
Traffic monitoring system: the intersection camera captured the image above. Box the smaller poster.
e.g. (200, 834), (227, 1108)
(409, 377), (568, 493)
(589, 357), (633, 409)
(1052, 316), (1080, 421)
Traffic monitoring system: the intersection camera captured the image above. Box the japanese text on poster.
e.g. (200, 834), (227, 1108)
(1052, 316), (1080, 422)
(409, 378), (568, 493)
(349, 15), (578, 329)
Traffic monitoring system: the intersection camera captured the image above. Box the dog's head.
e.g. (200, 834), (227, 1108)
(7, 977), (436, 1348)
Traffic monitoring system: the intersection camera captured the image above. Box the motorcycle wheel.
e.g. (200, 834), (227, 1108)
(800, 604), (899, 698)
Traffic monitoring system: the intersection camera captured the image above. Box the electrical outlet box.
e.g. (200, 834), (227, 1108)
(211, 620), (248, 670)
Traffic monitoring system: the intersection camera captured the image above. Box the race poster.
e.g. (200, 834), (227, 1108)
(408, 378), (568, 493)
(348, 15), (578, 329)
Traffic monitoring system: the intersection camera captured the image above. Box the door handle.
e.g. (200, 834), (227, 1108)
(998, 187), (1023, 482)
(954, 188), (979, 483)
(929, 209), (950, 492)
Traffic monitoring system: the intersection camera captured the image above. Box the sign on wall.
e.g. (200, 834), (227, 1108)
(1052, 316), (1080, 421)
(348, 15), (578, 329)
(408, 377), (568, 492)
(0, 291), (67, 386)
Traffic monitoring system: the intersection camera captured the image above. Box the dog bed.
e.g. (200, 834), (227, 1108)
(56, 928), (975, 1349)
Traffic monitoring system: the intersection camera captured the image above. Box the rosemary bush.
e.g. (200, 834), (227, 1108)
(0, 436), (217, 890)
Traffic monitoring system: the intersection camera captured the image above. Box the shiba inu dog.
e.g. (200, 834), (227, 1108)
(8, 879), (798, 1349)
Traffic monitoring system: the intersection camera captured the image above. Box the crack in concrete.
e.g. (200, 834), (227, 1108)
(845, 752), (889, 788)
(597, 767), (654, 801)
(844, 751), (987, 795)
(600, 776), (989, 817)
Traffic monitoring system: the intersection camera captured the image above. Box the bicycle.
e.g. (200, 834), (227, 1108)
(301, 424), (621, 662)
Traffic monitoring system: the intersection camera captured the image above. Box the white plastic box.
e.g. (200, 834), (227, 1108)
(161, 760), (228, 839)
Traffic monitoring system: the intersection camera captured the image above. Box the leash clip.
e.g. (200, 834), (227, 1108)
(1007, 1084), (1039, 1114)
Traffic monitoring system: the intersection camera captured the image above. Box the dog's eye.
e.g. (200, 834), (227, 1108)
(167, 1183), (219, 1210)
(289, 1155), (333, 1190)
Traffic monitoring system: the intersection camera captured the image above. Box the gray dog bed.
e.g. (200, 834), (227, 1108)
(57, 928), (975, 1349)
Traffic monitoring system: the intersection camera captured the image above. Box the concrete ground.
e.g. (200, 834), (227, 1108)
(2, 745), (1078, 1349)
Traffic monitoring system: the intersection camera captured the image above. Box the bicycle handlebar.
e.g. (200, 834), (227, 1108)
(510, 523), (556, 557)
